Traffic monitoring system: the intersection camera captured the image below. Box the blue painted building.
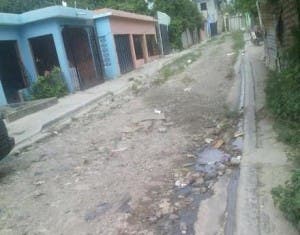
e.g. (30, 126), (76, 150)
(0, 6), (162, 106)
(0, 6), (105, 106)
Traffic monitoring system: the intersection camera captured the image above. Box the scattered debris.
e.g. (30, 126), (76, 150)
(226, 52), (235, 56)
(213, 139), (224, 149)
(33, 181), (45, 186)
(175, 180), (188, 189)
(234, 131), (244, 138)
(184, 87), (192, 92)
(33, 191), (45, 198)
(154, 109), (162, 114)
(186, 154), (196, 159)
(111, 147), (128, 153)
(158, 127), (167, 133)
(183, 163), (194, 168)
(205, 138), (214, 144)
(180, 222), (188, 234)
(230, 156), (241, 166)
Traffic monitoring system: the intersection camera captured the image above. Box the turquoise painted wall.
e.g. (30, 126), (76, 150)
(0, 81), (7, 106)
(0, 6), (119, 106)
(95, 17), (120, 79)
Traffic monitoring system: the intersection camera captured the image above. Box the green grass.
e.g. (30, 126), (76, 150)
(231, 31), (245, 52)
(154, 49), (201, 85)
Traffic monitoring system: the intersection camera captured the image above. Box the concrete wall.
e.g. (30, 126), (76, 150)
(94, 16), (120, 79)
(109, 16), (157, 69)
(110, 17), (156, 35)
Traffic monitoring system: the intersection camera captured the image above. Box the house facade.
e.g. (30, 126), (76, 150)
(0, 6), (162, 107)
(94, 8), (159, 77)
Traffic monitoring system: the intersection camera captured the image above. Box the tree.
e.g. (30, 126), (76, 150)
(152, 0), (202, 48)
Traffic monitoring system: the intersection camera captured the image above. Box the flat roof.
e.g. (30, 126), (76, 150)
(0, 6), (93, 26)
(93, 8), (156, 22)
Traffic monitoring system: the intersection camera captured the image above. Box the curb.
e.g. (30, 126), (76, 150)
(235, 43), (260, 235)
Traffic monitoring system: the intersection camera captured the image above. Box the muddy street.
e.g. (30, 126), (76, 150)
(0, 35), (242, 235)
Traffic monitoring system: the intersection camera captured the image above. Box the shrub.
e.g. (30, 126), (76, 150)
(271, 169), (300, 229)
(31, 67), (68, 100)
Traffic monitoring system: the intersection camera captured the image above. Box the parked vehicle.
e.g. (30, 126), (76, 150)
(0, 115), (14, 160)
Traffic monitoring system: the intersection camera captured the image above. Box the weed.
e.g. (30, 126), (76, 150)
(156, 50), (201, 85)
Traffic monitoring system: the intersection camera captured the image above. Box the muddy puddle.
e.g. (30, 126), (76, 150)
(146, 143), (241, 235)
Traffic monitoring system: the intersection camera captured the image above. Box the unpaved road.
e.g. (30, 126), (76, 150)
(0, 36), (241, 235)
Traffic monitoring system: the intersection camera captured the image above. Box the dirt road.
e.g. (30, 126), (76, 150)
(0, 35), (241, 235)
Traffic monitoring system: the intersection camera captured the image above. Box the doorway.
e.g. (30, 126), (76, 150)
(0, 41), (27, 104)
(29, 34), (60, 76)
(114, 35), (134, 74)
(62, 27), (103, 90)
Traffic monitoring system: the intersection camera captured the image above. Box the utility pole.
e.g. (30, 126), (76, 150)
(256, 0), (263, 28)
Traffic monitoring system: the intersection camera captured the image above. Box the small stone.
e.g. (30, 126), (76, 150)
(225, 168), (232, 175)
(83, 159), (89, 165)
(218, 171), (224, 176)
(183, 163), (194, 168)
(186, 154), (196, 159)
(230, 156), (241, 166)
(180, 222), (188, 234)
(33, 181), (45, 186)
(33, 191), (45, 198)
(205, 138), (214, 144)
(158, 127), (167, 133)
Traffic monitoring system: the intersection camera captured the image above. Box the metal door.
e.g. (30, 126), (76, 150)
(114, 35), (134, 74)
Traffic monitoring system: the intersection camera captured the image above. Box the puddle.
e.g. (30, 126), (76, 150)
(195, 146), (230, 174)
(232, 137), (243, 151)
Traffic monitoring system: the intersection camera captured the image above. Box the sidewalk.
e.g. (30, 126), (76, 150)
(235, 38), (298, 235)
(6, 47), (198, 150)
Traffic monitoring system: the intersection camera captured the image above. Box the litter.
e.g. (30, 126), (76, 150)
(213, 139), (224, 149)
(205, 138), (214, 144)
(226, 52), (235, 56)
(184, 87), (192, 92)
(154, 109), (162, 114)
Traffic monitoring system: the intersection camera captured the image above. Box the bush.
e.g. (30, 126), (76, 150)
(31, 67), (68, 100)
(271, 169), (300, 229)
(265, 66), (300, 146)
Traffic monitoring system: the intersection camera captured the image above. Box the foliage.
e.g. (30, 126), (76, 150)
(31, 67), (68, 100)
(152, 0), (202, 49)
(0, 0), (149, 14)
(231, 31), (245, 52)
(266, 11), (300, 228)
(271, 169), (300, 229)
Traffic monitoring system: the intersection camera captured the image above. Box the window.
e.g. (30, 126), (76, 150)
(201, 2), (207, 11)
